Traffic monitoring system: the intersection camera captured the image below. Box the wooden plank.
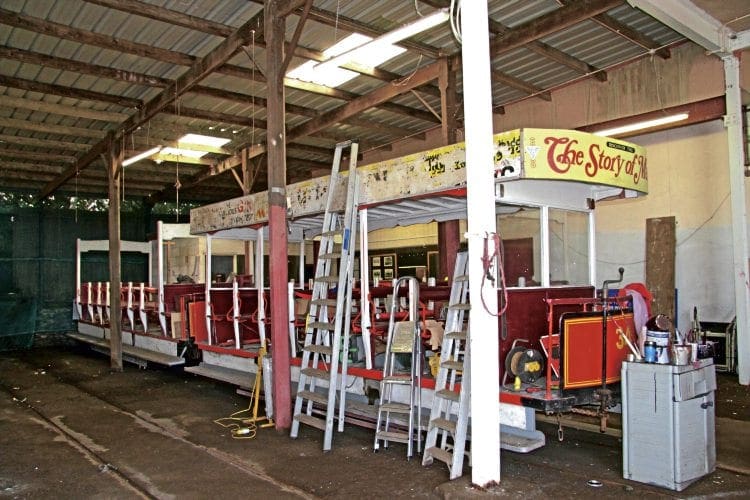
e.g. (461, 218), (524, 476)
(645, 216), (676, 321)
(0, 75), (143, 108)
(83, 0), (234, 37)
(0, 134), (92, 152)
(0, 117), (107, 139)
(0, 46), (170, 87)
(0, 149), (77, 163)
(0, 95), (128, 122)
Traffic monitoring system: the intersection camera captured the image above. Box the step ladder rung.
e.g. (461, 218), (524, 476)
(298, 390), (328, 406)
(382, 374), (412, 385)
(311, 298), (338, 307)
(441, 360), (463, 371)
(294, 413), (327, 431)
(424, 446), (453, 465)
(376, 430), (411, 443)
(445, 330), (467, 340)
(308, 321), (335, 331)
(379, 402), (411, 413)
(422, 250), (469, 478)
(316, 275), (339, 283)
(300, 367), (329, 380)
(430, 417), (457, 434)
(436, 388), (460, 402)
(290, 140), (359, 452)
(303, 344), (333, 356)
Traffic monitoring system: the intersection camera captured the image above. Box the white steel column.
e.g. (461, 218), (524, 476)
(204, 234), (213, 345)
(256, 233), (267, 346)
(723, 55), (750, 385)
(461, 0), (501, 486)
(588, 211), (597, 289)
(298, 239), (305, 285)
(75, 238), (82, 318)
(541, 206), (550, 287)
(630, 0), (750, 386)
(156, 221), (166, 335)
(359, 208), (373, 369)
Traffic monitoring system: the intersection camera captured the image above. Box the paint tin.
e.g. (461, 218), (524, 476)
(643, 341), (658, 363)
(646, 329), (670, 364)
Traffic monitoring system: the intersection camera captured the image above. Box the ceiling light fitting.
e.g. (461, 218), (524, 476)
(122, 145), (162, 166)
(314, 8), (449, 72)
(593, 113), (689, 137)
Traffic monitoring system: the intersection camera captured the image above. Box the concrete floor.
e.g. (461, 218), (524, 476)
(1, 343), (748, 499)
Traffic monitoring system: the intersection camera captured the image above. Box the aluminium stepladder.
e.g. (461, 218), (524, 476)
(422, 251), (471, 479)
(290, 141), (359, 451)
(373, 276), (423, 459)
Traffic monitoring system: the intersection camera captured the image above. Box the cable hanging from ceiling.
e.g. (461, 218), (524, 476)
(450, 0), (462, 44)
(174, 87), (182, 223)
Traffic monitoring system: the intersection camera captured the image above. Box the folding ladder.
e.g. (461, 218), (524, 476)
(290, 141), (359, 451)
(422, 251), (471, 479)
(373, 276), (423, 459)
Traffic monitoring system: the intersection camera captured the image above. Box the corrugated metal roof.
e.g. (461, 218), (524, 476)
(0, 0), (708, 203)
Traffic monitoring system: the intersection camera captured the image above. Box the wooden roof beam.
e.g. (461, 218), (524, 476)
(488, 19), (607, 82)
(556, 0), (670, 58)
(82, 0), (235, 38)
(287, 62), (441, 143)
(0, 150), (77, 163)
(0, 134), (92, 152)
(491, 70), (551, 101)
(489, 0), (625, 54)
(0, 95), (128, 123)
(38, 10), (265, 199)
(0, 75), (143, 108)
(0, 117), (107, 139)
(0, 47), (170, 88)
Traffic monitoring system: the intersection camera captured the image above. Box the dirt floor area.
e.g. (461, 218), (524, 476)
(1, 342), (749, 499)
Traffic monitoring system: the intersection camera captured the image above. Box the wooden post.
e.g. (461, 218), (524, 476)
(265, 0), (292, 429)
(437, 57), (460, 284)
(241, 148), (252, 274)
(645, 216), (676, 320)
(107, 137), (123, 371)
(437, 220), (460, 283)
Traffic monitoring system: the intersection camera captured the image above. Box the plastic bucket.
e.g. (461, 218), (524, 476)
(646, 330), (670, 364)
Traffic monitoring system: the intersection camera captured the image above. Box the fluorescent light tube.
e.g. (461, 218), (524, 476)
(122, 146), (162, 166)
(593, 113), (689, 137)
(315, 8), (449, 71)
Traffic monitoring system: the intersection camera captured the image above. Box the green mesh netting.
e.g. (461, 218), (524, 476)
(0, 295), (38, 351)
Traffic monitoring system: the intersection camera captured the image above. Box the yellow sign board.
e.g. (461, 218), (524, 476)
(518, 128), (648, 194)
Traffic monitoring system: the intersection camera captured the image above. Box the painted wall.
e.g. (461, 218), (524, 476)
(360, 42), (747, 329)
(597, 119), (747, 328)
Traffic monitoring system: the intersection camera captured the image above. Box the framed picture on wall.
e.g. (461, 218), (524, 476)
(384, 268), (393, 280)
(383, 256), (393, 267)
(372, 256), (381, 267)
(372, 269), (382, 281)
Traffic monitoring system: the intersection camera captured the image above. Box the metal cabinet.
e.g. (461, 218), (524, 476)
(621, 359), (716, 491)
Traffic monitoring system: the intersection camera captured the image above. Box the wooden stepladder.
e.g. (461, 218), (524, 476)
(422, 251), (471, 479)
(373, 276), (423, 459)
(290, 141), (359, 451)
